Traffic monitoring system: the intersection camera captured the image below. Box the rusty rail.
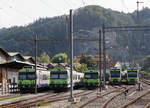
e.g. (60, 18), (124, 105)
(121, 90), (150, 108)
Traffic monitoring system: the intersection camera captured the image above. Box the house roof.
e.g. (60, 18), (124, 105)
(0, 60), (34, 69)
(0, 48), (9, 57)
(8, 52), (20, 56)
(8, 52), (25, 60)
(23, 56), (32, 59)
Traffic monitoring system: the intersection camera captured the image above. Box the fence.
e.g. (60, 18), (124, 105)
(0, 83), (19, 95)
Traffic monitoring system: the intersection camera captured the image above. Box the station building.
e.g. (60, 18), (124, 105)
(0, 48), (34, 87)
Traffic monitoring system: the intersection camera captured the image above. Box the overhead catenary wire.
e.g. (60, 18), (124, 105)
(63, 0), (73, 9)
(81, 0), (86, 7)
(121, 0), (129, 12)
(39, 0), (61, 15)
(0, 0), (34, 20)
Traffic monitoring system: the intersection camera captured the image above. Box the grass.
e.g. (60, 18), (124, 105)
(35, 102), (51, 107)
(71, 102), (77, 104)
(0, 96), (20, 101)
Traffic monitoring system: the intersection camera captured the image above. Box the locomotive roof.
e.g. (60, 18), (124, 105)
(110, 69), (120, 71)
(51, 68), (67, 72)
(19, 68), (35, 72)
(127, 69), (137, 71)
(85, 69), (98, 73)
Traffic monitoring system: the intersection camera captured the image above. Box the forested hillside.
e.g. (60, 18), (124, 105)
(0, 5), (150, 61)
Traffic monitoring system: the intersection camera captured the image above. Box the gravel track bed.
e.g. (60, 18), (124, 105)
(63, 86), (120, 108)
(127, 90), (150, 108)
(85, 92), (118, 108)
(0, 91), (56, 106)
(105, 85), (136, 108)
(120, 83), (150, 108)
(29, 86), (122, 108)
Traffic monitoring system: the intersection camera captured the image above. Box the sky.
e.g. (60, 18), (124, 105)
(0, 0), (149, 28)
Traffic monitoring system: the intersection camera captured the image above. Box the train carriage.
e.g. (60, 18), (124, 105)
(83, 69), (99, 88)
(109, 69), (121, 85)
(127, 69), (138, 84)
(49, 67), (83, 90)
(18, 66), (50, 92)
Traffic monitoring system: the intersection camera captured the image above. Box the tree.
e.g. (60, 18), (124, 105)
(37, 52), (50, 64)
(51, 53), (68, 63)
(74, 61), (87, 73)
(80, 55), (97, 68)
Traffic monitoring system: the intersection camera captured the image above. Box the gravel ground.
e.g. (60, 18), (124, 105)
(36, 86), (121, 108)
(105, 85), (136, 108)
(0, 91), (55, 105)
(105, 83), (150, 108)
(128, 86), (150, 108)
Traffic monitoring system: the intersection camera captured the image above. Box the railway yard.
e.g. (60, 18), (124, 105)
(0, 78), (149, 108)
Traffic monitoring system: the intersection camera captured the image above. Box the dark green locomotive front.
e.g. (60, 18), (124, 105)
(83, 69), (99, 88)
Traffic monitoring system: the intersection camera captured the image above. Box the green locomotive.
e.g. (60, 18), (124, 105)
(83, 69), (99, 88)
(109, 69), (121, 85)
(127, 69), (138, 84)
(18, 66), (50, 92)
(49, 67), (83, 90)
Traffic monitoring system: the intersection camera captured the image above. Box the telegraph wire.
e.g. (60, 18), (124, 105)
(0, 0), (34, 20)
(39, 0), (61, 15)
(121, 0), (129, 12)
(81, 0), (86, 7)
(63, 0), (73, 9)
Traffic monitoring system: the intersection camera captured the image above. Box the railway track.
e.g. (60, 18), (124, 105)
(121, 90), (150, 108)
(76, 86), (125, 108)
(0, 91), (58, 108)
(0, 90), (95, 108)
(141, 79), (150, 85)
(101, 86), (135, 108)
(22, 90), (96, 108)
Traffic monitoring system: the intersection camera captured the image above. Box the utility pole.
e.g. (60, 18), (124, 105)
(68, 9), (74, 102)
(136, 1), (144, 24)
(102, 24), (106, 89)
(35, 35), (37, 94)
(99, 29), (102, 92)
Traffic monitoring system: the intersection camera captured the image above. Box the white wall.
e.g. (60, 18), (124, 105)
(7, 68), (18, 84)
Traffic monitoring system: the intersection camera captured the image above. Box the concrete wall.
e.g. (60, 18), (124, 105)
(6, 68), (18, 84)
(0, 52), (7, 63)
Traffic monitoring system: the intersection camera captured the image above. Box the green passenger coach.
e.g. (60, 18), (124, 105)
(109, 69), (121, 85)
(18, 66), (50, 92)
(127, 69), (138, 84)
(83, 69), (99, 88)
(49, 67), (84, 90)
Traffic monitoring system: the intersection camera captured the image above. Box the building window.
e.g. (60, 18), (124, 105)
(13, 56), (17, 61)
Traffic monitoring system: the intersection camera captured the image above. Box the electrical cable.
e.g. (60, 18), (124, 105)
(0, 0), (34, 20)
(121, 0), (129, 13)
(39, 0), (62, 15)
(81, 0), (86, 7)
(63, 0), (73, 9)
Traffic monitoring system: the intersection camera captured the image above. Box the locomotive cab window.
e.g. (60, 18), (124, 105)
(27, 72), (36, 80)
(59, 73), (67, 79)
(110, 71), (120, 77)
(128, 71), (137, 77)
(50, 73), (59, 79)
(85, 73), (98, 79)
(19, 73), (26, 80)
(51, 72), (67, 79)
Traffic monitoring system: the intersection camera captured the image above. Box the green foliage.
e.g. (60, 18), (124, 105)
(37, 52), (50, 64)
(80, 55), (97, 68)
(143, 55), (150, 71)
(51, 53), (68, 63)
(74, 62), (87, 73)
(0, 5), (150, 61)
